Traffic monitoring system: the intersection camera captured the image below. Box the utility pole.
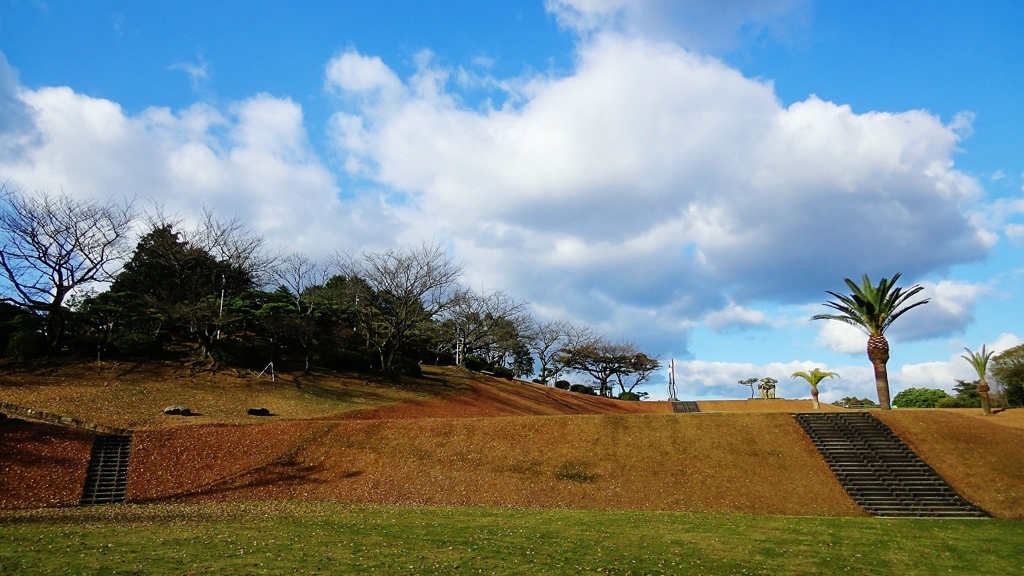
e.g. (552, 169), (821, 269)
(216, 273), (225, 340)
(667, 358), (678, 401)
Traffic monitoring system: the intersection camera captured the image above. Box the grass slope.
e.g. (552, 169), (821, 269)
(2, 502), (1022, 575)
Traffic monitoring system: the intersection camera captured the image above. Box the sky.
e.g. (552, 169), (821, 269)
(1, 0), (1022, 402)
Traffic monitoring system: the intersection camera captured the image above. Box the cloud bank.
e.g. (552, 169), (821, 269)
(0, 7), (997, 372)
(325, 34), (990, 336)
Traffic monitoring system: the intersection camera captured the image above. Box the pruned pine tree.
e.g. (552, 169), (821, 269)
(559, 338), (659, 397)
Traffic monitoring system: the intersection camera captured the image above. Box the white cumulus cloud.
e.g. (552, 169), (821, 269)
(545, 0), (809, 50)
(0, 53), (400, 256)
(325, 35), (989, 333)
(704, 303), (769, 332)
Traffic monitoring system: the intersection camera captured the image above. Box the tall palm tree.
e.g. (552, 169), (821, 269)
(812, 273), (929, 410)
(962, 345), (994, 415)
(791, 368), (840, 410)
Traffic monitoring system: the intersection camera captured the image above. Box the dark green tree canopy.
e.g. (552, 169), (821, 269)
(892, 387), (950, 408)
(991, 344), (1024, 406)
(112, 224), (253, 305)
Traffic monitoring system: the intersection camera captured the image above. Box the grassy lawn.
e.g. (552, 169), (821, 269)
(1, 503), (1022, 575)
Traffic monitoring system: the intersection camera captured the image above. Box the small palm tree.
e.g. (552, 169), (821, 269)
(812, 273), (929, 410)
(961, 345), (994, 414)
(791, 368), (839, 410)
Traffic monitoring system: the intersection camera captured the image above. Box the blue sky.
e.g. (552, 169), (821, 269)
(1, 0), (1022, 401)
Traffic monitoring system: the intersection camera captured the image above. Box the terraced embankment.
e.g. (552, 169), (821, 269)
(876, 410), (1024, 519)
(128, 413), (865, 516)
(0, 421), (93, 508)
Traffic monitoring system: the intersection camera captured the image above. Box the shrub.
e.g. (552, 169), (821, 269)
(390, 356), (422, 378)
(832, 397), (877, 408)
(892, 387), (950, 408)
(618, 391), (642, 401)
(553, 461), (599, 483)
(554, 380), (571, 390)
(316, 348), (372, 372)
(112, 332), (162, 357)
(491, 366), (514, 380)
(463, 356), (489, 372)
(423, 349), (455, 366)
(208, 339), (273, 369)
(65, 335), (105, 358)
(569, 384), (595, 395)
(936, 395), (977, 408)
(5, 331), (49, 360)
(932, 380), (982, 408)
(0, 303), (38, 354)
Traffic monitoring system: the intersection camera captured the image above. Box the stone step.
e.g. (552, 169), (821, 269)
(793, 412), (988, 519)
(80, 434), (132, 506)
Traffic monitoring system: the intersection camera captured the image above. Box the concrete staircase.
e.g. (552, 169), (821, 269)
(671, 401), (700, 413)
(80, 434), (132, 505)
(794, 412), (988, 518)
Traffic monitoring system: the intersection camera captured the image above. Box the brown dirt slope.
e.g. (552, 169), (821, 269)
(341, 374), (671, 419)
(0, 420), (93, 509)
(876, 410), (1024, 520)
(130, 413), (864, 517)
(0, 363), (663, 429)
(128, 421), (337, 501)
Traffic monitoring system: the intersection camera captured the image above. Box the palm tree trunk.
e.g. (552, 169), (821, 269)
(978, 378), (991, 415)
(867, 334), (892, 409)
(811, 386), (820, 410)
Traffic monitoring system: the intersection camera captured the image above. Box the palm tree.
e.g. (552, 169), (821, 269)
(961, 345), (994, 415)
(791, 368), (840, 410)
(812, 273), (929, 410)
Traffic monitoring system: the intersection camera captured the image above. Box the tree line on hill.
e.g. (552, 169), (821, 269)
(0, 186), (659, 398)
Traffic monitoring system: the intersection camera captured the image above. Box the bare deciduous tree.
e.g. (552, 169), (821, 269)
(442, 289), (530, 367)
(525, 319), (594, 385)
(187, 207), (278, 286)
(272, 252), (328, 314)
(336, 241), (466, 373)
(0, 185), (136, 344)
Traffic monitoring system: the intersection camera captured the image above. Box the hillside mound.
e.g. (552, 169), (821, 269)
(876, 409), (1024, 519)
(0, 362), (666, 429)
(128, 413), (863, 517)
(0, 420), (93, 508)
(340, 373), (671, 420)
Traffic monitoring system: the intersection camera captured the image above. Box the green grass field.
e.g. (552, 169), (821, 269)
(2, 502), (1021, 575)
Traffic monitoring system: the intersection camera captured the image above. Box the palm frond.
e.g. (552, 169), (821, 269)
(814, 273), (928, 337)
(791, 368), (840, 387)
(961, 345), (993, 380)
